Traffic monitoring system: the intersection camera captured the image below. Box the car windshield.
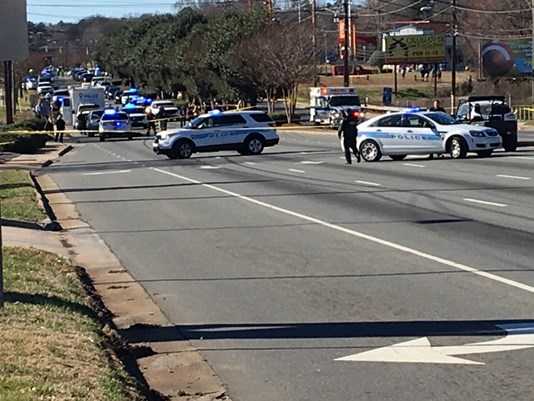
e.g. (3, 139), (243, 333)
(330, 96), (361, 107)
(424, 112), (459, 125)
(79, 105), (99, 112)
(124, 107), (145, 114)
(101, 112), (128, 121)
(185, 116), (205, 129)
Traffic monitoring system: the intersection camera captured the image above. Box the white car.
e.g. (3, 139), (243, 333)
(357, 110), (502, 162)
(98, 110), (132, 142)
(153, 110), (279, 159)
(37, 82), (53, 95)
(149, 100), (179, 118)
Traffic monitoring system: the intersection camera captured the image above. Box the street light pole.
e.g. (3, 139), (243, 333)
(311, 0), (318, 86)
(451, 0), (457, 112)
(343, 0), (350, 87)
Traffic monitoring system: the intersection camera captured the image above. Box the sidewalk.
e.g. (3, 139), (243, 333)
(0, 143), (72, 169)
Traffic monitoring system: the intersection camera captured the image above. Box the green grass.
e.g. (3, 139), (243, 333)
(0, 247), (145, 401)
(0, 170), (47, 222)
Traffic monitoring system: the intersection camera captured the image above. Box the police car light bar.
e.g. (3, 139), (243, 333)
(104, 109), (117, 115)
(208, 109), (222, 115)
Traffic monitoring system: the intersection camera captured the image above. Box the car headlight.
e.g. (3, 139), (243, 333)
(469, 130), (486, 137)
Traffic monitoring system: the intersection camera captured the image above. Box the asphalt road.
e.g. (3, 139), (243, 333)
(45, 132), (534, 401)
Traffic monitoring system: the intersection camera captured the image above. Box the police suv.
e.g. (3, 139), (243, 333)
(99, 110), (132, 142)
(153, 110), (279, 159)
(357, 110), (502, 162)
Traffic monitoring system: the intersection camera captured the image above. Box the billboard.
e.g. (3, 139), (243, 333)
(481, 40), (532, 77)
(338, 19), (357, 57)
(384, 34), (445, 64)
(0, 0), (28, 60)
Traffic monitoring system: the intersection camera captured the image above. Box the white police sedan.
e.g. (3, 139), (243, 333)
(357, 110), (502, 162)
(99, 110), (132, 142)
(153, 110), (280, 159)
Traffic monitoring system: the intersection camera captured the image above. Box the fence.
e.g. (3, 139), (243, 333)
(513, 105), (534, 121)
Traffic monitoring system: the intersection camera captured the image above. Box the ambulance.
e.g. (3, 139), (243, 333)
(309, 87), (362, 127)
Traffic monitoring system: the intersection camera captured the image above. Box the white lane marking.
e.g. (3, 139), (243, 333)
(289, 169), (306, 174)
(152, 167), (534, 295)
(83, 170), (131, 176)
(200, 166), (221, 170)
(464, 198), (508, 208)
(243, 161), (257, 166)
(497, 174), (531, 181)
(355, 180), (382, 187)
(515, 157), (534, 160)
(300, 161), (324, 165)
(335, 323), (534, 365)
(403, 163), (425, 168)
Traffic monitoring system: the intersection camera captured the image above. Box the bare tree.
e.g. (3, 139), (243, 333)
(234, 22), (315, 122)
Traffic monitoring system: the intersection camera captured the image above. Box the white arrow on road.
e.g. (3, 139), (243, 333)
(335, 323), (534, 365)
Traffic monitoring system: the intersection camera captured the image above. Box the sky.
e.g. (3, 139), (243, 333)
(27, 0), (178, 24)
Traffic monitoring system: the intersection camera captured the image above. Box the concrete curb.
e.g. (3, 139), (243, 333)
(36, 173), (233, 401)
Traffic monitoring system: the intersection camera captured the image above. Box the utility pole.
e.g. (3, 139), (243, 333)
(311, 0), (318, 86)
(531, 0), (534, 104)
(343, 0), (350, 87)
(3, 60), (14, 124)
(450, 0), (457, 112)
(0, 200), (3, 309)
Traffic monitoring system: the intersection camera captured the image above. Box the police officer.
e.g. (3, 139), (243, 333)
(338, 109), (361, 164)
(429, 99), (446, 113)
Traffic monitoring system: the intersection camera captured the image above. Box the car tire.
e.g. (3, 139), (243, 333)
(88, 132), (95, 137)
(243, 135), (265, 155)
(448, 136), (468, 159)
(390, 154), (407, 161)
(168, 139), (194, 159)
(360, 140), (382, 162)
(99, 135), (106, 142)
(477, 150), (493, 158)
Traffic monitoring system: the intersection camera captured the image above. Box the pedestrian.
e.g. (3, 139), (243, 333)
(429, 99), (446, 113)
(55, 114), (66, 143)
(338, 109), (361, 165)
(145, 106), (157, 136)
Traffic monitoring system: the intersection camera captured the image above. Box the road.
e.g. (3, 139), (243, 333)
(45, 132), (534, 401)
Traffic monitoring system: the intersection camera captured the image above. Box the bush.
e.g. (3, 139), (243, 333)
(0, 117), (47, 132)
(269, 111), (302, 125)
(0, 132), (51, 154)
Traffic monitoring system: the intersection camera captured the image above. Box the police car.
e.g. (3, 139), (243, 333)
(99, 110), (132, 142)
(153, 110), (279, 159)
(357, 110), (502, 162)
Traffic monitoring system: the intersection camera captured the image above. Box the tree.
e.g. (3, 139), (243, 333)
(233, 22), (316, 122)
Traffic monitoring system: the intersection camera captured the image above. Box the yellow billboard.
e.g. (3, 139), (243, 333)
(385, 34), (445, 64)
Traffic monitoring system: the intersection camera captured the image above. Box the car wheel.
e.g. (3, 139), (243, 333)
(360, 140), (382, 162)
(477, 150), (493, 158)
(244, 135), (265, 155)
(99, 135), (106, 142)
(88, 132), (95, 137)
(169, 140), (194, 159)
(448, 136), (467, 159)
(390, 154), (407, 161)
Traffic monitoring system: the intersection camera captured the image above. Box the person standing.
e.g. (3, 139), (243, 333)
(338, 109), (361, 165)
(145, 106), (157, 136)
(429, 99), (446, 113)
(55, 113), (66, 143)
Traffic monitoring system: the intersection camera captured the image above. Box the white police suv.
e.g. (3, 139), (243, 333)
(153, 110), (280, 159)
(357, 110), (502, 162)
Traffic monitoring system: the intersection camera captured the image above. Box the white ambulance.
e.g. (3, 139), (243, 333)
(309, 87), (362, 127)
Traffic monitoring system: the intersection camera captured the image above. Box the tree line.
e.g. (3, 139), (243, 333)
(95, 7), (315, 122)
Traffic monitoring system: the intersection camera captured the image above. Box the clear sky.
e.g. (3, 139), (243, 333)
(27, 0), (178, 24)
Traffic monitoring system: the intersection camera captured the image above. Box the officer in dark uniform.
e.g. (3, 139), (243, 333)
(338, 109), (361, 164)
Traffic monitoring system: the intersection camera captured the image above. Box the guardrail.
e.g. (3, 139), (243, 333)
(512, 105), (534, 121)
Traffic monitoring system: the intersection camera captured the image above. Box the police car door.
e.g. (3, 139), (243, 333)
(213, 114), (248, 146)
(192, 117), (218, 148)
(402, 114), (439, 153)
(370, 114), (405, 152)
